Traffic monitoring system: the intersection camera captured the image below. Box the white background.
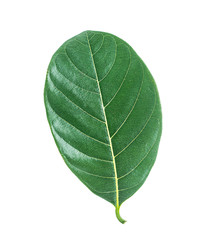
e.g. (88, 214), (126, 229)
(0, 0), (200, 239)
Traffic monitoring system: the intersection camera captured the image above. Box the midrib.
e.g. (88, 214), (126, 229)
(86, 33), (119, 208)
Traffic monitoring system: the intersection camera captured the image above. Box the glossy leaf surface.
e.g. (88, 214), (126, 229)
(44, 31), (162, 223)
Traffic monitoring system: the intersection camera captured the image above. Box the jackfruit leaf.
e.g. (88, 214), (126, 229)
(44, 31), (162, 223)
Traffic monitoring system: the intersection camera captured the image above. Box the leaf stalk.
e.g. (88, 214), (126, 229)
(115, 205), (126, 224)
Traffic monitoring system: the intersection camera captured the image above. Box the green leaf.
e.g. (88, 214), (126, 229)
(44, 31), (162, 223)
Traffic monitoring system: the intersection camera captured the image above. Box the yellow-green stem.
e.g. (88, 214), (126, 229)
(115, 205), (126, 224)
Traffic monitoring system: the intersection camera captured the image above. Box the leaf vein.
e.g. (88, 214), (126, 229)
(48, 75), (105, 123)
(74, 38), (87, 46)
(65, 158), (115, 179)
(118, 131), (158, 179)
(93, 34), (104, 55)
(115, 94), (157, 157)
(54, 61), (99, 94)
(111, 61), (144, 138)
(63, 50), (96, 81)
(98, 42), (127, 83)
(105, 48), (131, 108)
(86, 31), (120, 208)
(52, 127), (113, 163)
(98, 36), (117, 82)
(47, 96), (109, 146)
(88, 32), (96, 41)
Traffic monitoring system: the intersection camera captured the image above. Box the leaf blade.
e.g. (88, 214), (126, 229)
(44, 30), (162, 223)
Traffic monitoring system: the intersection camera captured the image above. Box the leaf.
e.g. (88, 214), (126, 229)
(44, 31), (162, 223)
